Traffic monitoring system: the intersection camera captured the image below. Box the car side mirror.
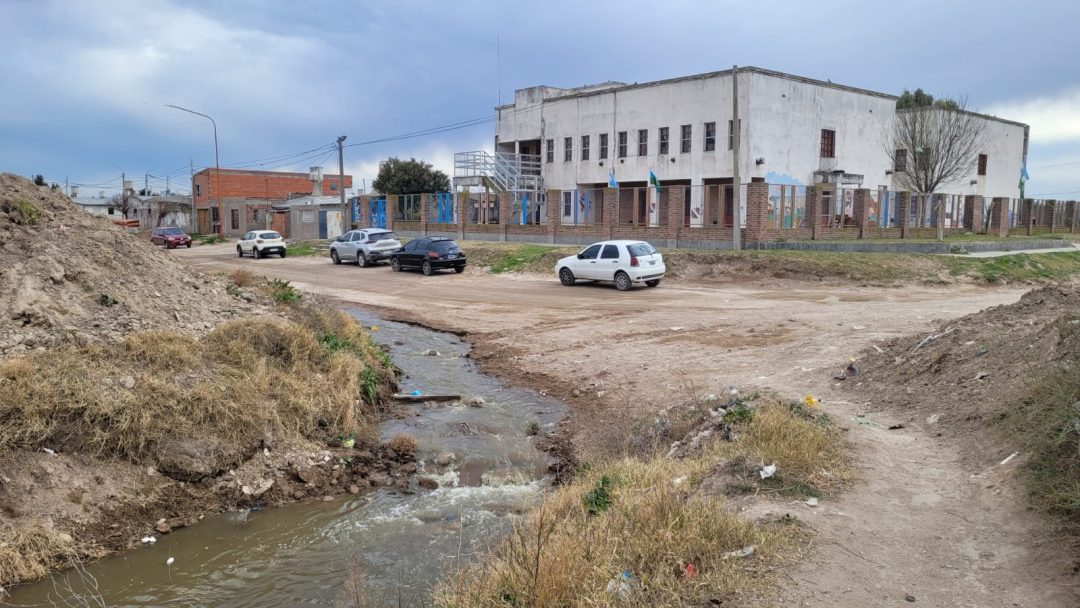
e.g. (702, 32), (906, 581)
(576, 253), (584, 259)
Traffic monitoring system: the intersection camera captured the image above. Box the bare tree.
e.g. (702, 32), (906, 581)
(108, 193), (134, 219)
(884, 95), (984, 240)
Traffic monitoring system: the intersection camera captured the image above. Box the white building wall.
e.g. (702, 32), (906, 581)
(495, 68), (1028, 200)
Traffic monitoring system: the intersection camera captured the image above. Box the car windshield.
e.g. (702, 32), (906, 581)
(161, 228), (183, 235)
(369, 232), (397, 242)
(627, 243), (657, 256)
(431, 240), (459, 252)
(260, 232), (281, 240)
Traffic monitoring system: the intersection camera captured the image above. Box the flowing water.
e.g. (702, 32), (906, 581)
(7, 310), (565, 607)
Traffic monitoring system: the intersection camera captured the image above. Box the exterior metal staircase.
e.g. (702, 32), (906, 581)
(453, 151), (543, 195)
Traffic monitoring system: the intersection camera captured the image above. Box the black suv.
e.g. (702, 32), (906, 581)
(389, 237), (466, 275)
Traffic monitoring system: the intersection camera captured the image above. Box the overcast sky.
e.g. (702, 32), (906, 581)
(2, 0), (1078, 198)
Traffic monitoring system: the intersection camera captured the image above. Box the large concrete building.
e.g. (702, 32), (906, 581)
(478, 67), (1027, 227)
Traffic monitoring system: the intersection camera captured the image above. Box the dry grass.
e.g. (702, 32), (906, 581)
(436, 456), (794, 607)
(0, 520), (104, 586)
(228, 267), (258, 288)
(0, 307), (392, 462)
(435, 398), (845, 607)
(387, 434), (418, 457)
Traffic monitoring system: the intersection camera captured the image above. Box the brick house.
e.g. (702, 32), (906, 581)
(191, 167), (352, 236)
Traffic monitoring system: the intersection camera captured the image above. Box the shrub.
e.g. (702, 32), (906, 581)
(265, 278), (301, 304)
(98, 293), (118, 307)
(229, 268), (257, 288)
(386, 434), (417, 456)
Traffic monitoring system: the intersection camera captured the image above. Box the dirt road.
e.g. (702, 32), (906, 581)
(177, 243), (1072, 606)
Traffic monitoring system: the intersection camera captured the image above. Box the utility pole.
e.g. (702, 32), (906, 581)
(731, 64), (742, 251)
(144, 173), (149, 197)
(122, 172), (127, 218)
(337, 135), (349, 231)
(166, 104), (222, 238)
(166, 175), (170, 195)
(64, 177), (69, 197)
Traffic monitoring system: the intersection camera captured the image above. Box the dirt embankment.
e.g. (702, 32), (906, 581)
(0, 175), (408, 590)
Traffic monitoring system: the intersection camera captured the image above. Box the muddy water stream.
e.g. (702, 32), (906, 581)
(7, 310), (565, 607)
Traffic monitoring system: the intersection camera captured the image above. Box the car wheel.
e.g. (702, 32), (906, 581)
(280, 250), (287, 258)
(614, 271), (632, 291)
(331, 250), (341, 265)
(454, 266), (465, 274)
(186, 242), (192, 248)
(645, 279), (661, 288)
(559, 267), (576, 286)
(237, 246), (244, 258)
(422, 260), (434, 276)
(391, 258), (401, 272)
(253, 247), (261, 260)
(357, 252), (368, 267)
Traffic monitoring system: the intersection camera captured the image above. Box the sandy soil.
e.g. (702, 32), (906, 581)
(176, 243), (1076, 606)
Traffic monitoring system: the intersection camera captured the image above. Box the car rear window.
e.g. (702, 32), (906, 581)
(161, 227), (183, 235)
(261, 232), (282, 240)
(370, 232), (397, 242)
(627, 243), (657, 256)
(431, 240), (460, 252)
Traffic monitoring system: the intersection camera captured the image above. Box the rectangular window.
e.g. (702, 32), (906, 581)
(820, 129), (836, 158)
(599, 133), (609, 159)
(253, 209), (260, 224)
(564, 136), (572, 162)
(894, 149), (907, 172)
(977, 154), (988, 176)
(680, 124), (691, 153)
(562, 191), (572, 217)
(230, 209), (239, 230)
(637, 129), (648, 156)
(617, 131), (627, 158)
(301, 210), (314, 224)
(659, 127), (669, 155)
(194, 184), (202, 197)
(581, 135), (590, 161)
(546, 139), (554, 163)
(704, 122), (716, 152)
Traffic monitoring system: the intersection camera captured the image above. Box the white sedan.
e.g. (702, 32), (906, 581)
(555, 240), (665, 291)
(236, 230), (287, 259)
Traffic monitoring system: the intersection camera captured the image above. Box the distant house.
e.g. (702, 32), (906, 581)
(270, 196), (346, 240)
(192, 167), (352, 236)
(70, 192), (193, 231)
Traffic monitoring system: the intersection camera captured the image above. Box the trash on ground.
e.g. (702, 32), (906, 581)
(605, 570), (635, 598)
(393, 393), (460, 402)
(721, 545), (757, 560)
(803, 394), (821, 409)
(141, 536), (156, 544)
(999, 452), (1019, 466)
(974, 371), (990, 380)
(166, 557), (175, 566)
(926, 413), (941, 425)
(805, 497), (819, 507)
(41, 447), (57, 456)
(410, 389), (422, 396)
(672, 475), (687, 486)
(684, 563), (698, 579)
(760, 464), (777, 480)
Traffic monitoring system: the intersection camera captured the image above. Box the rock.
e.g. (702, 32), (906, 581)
(348, 485), (361, 494)
(393, 478), (408, 490)
(57, 532), (74, 544)
(119, 375), (136, 389)
(434, 452), (456, 466)
(467, 396), (485, 407)
(418, 477), (439, 490)
(293, 490), (306, 500)
(156, 521), (172, 534)
(926, 413), (941, 425)
(393, 340), (405, 346)
(400, 462), (418, 474)
(369, 472), (391, 486)
(422, 349), (441, 356)
(354, 450), (374, 461)
(322, 495), (335, 502)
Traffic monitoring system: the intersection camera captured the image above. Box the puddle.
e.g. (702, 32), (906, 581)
(6, 310), (565, 607)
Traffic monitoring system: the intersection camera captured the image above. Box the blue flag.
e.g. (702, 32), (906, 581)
(608, 169), (618, 188)
(521, 193), (529, 225)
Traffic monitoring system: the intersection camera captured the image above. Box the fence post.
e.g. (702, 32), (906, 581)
(1022, 198), (1034, 235)
(666, 186), (683, 246)
(1070, 201), (1078, 233)
(1046, 199), (1057, 233)
(546, 189), (560, 244)
(807, 185), (822, 240)
(419, 193), (429, 236)
(744, 182), (769, 245)
(456, 190), (467, 240)
(603, 188), (617, 240)
(898, 191), (911, 239)
(853, 188), (870, 239)
(498, 192), (511, 242)
(990, 197), (1009, 237)
(963, 195), (984, 233)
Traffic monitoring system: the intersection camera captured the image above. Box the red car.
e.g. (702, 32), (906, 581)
(150, 226), (192, 248)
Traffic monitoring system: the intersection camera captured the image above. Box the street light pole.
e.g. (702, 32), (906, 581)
(337, 135), (348, 231)
(166, 104), (222, 238)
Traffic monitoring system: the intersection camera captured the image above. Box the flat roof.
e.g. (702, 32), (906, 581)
(503, 66), (1027, 128)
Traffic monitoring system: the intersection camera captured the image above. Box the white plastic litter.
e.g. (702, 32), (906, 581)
(806, 497), (819, 507)
(1000, 452), (1019, 466)
(141, 536), (156, 544)
(722, 545), (757, 560)
(760, 464), (777, 480)
(166, 557), (175, 566)
(672, 476), (687, 486)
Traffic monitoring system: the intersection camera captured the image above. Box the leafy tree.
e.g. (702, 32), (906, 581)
(372, 157), (450, 195)
(33, 175), (46, 186)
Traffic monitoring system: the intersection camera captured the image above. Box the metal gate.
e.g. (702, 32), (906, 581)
(318, 210), (328, 239)
(369, 197), (387, 229)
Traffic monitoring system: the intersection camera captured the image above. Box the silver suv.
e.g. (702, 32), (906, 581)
(330, 229), (402, 267)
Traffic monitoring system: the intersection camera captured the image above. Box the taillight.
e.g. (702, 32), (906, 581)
(256, 239), (264, 244)
(630, 256), (639, 267)
(366, 239), (377, 244)
(427, 251), (440, 258)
